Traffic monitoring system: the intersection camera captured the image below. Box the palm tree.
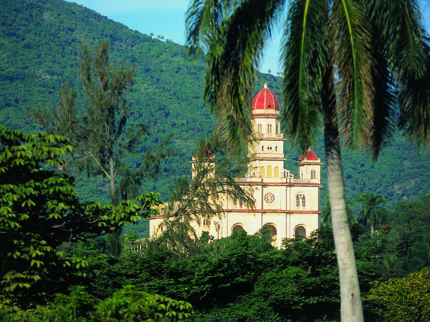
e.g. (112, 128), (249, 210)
(356, 193), (389, 234)
(185, 1), (430, 320)
(381, 252), (401, 270)
(322, 195), (355, 228)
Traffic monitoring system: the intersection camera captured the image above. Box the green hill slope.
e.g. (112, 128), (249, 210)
(1, 0), (429, 219)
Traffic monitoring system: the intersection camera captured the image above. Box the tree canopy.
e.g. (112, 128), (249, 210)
(0, 125), (159, 310)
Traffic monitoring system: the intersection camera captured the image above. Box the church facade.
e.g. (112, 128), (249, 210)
(149, 83), (322, 246)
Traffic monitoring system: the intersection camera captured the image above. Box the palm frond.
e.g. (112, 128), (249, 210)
(363, 0), (430, 148)
(368, 31), (397, 161)
(398, 32), (430, 147)
(186, 0), (237, 57)
(332, 0), (374, 151)
(369, 0), (425, 81)
(190, 0), (285, 153)
(281, 0), (329, 152)
(322, 195), (355, 226)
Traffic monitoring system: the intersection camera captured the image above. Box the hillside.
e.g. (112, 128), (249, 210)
(1, 0), (430, 223)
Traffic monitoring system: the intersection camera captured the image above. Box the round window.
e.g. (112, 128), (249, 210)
(264, 192), (275, 204)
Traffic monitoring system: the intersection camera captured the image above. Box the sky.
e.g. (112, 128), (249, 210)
(67, 0), (430, 75)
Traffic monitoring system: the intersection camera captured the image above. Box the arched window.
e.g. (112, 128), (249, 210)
(275, 146), (278, 152)
(267, 124), (272, 133)
(203, 219), (211, 227)
(262, 146), (264, 151)
(311, 170), (316, 179)
(295, 226), (306, 238)
(296, 193), (306, 208)
(262, 224), (277, 247)
(161, 208), (165, 215)
(160, 224), (165, 232)
(261, 167), (265, 177)
(232, 224), (245, 234)
(267, 165), (273, 177)
(274, 167), (279, 177)
(258, 124), (262, 133)
(276, 123), (279, 134)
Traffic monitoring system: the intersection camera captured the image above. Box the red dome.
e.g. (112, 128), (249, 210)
(252, 82), (280, 110)
(300, 149), (318, 161)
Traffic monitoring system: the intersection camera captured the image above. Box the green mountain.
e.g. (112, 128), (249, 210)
(1, 0), (430, 219)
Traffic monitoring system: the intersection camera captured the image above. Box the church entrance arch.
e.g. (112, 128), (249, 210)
(262, 223), (277, 247)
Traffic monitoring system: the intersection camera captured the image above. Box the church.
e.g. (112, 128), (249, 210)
(149, 83), (322, 247)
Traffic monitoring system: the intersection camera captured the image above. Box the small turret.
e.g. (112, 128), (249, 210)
(297, 148), (322, 182)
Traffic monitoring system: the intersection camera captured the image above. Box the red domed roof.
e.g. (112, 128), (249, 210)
(300, 148), (319, 161)
(252, 82), (280, 110)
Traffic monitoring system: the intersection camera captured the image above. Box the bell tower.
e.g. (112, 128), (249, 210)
(248, 82), (286, 179)
(297, 148), (322, 183)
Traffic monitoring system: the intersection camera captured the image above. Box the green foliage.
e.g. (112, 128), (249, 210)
(0, 0), (221, 203)
(1, 285), (193, 322)
(321, 195), (355, 228)
(351, 195), (430, 282)
(94, 285), (194, 322)
(367, 268), (430, 322)
(384, 195), (430, 272)
(0, 125), (160, 309)
(186, 1), (430, 318)
(162, 134), (255, 234)
(408, 242), (430, 272)
(1, 0), (430, 218)
(28, 40), (171, 204)
(28, 40), (172, 256)
(356, 193), (389, 234)
(81, 228), (350, 321)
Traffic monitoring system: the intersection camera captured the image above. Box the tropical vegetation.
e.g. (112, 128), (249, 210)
(2, 125), (430, 321)
(2, 0), (430, 321)
(1, 0), (430, 217)
(185, 0), (430, 319)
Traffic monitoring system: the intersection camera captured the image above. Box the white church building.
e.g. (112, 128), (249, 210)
(149, 83), (322, 247)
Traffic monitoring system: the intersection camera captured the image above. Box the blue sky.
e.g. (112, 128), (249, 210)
(67, 0), (430, 75)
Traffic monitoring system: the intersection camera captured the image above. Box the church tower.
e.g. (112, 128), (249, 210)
(249, 82), (286, 180)
(298, 148), (322, 181)
(149, 82), (323, 247)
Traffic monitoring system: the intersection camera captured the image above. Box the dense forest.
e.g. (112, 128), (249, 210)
(1, 0), (430, 225)
(2, 1), (430, 321)
(2, 126), (430, 320)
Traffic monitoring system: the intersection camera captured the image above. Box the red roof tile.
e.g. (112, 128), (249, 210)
(300, 149), (318, 161)
(252, 82), (280, 110)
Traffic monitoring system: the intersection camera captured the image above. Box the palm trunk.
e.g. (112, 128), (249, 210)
(322, 67), (364, 322)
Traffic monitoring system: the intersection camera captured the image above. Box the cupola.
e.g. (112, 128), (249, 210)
(299, 148), (319, 161)
(252, 82), (280, 113)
